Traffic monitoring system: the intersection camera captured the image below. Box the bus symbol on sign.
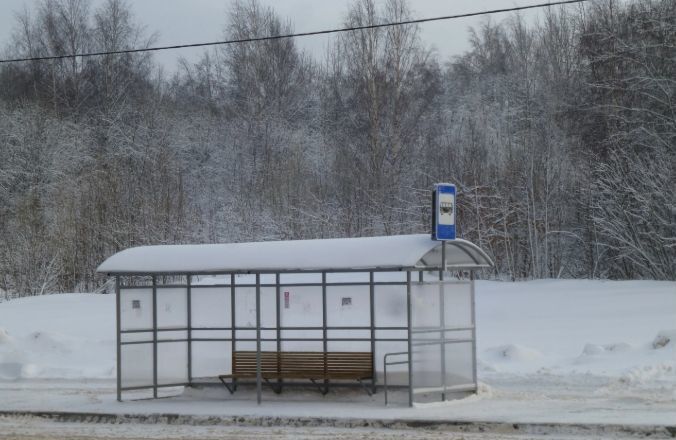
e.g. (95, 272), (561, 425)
(440, 200), (453, 218)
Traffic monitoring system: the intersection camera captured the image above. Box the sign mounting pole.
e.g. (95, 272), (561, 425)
(431, 182), (456, 402)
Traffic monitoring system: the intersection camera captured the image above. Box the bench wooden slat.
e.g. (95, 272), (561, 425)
(226, 350), (373, 384)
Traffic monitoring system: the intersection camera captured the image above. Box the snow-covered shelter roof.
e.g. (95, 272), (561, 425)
(97, 234), (493, 275)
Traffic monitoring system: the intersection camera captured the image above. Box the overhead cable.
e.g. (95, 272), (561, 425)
(0, 0), (590, 64)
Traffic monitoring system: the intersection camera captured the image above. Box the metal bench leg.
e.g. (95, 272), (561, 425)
(264, 377), (283, 394)
(218, 376), (235, 394)
(310, 378), (329, 395)
(358, 378), (373, 397)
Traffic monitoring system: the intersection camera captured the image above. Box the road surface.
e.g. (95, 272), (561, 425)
(0, 415), (589, 440)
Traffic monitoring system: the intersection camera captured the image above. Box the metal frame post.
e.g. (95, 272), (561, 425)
(406, 270), (413, 407)
(187, 274), (192, 386)
(322, 271), (328, 388)
(470, 271), (478, 391)
(152, 275), (158, 399)
(369, 271), (376, 394)
(439, 242), (447, 401)
(276, 273), (281, 353)
(115, 276), (122, 402)
(276, 273), (282, 384)
(231, 273), (236, 380)
(256, 273), (262, 405)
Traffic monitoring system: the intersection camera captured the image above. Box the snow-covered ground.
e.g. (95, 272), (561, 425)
(0, 280), (674, 428)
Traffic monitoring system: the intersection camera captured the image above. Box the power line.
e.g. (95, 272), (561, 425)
(0, 0), (590, 64)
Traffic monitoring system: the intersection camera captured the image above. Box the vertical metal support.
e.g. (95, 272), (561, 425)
(418, 270), (423, 283)
(441, 241), (447, 272)
(439, 243), (447, 401)
(322, 271), (328, 387)
(384, 355), (388, 406)
(231, 273), (236, 371)
(470, 271), (478, 391)
(369, 271), (376, 394)
(152, 275), (158, 399)
(255, 273), (262, 405)
(115, 276), (121, 402)
(276, 273), (281, 353)
(276, 273), (281, 382)
(406, 270), (413, 407)
(187, 274), (192, 386)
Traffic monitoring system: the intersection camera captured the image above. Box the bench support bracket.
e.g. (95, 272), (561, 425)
(264, 377), (283, 394)
(357, 378), (373, 397)
(218, 375), (236, 394)
(310, 378), (329, 395)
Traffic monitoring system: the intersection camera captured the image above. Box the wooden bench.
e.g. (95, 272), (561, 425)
(218, 351), (373, 395)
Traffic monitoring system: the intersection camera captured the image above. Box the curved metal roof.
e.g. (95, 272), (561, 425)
(97, 234), (493, 275)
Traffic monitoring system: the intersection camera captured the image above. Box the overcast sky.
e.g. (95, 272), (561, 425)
(0, 0), (554, 70)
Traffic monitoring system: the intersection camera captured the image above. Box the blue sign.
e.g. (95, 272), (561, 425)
(433, 183), (456, 241)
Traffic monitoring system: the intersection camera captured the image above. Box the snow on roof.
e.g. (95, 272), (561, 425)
(96, 234), (493, 275)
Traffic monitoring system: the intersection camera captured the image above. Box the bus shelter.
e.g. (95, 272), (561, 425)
(97, 234), (493, 406)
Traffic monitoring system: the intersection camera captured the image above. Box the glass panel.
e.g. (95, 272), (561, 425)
(260, 340), (277, 352)
(325, 272), (368, 283)
(326, 285), (369, 327)
(235, 287), (257, 328)
(374, 285), (407, 328)
(373, 271), (406, 282)
(327, 329), (369, 339)
(411, 341), (443, 403)
(327, 340), (369, 352)
(191, 341), (231, 378)
(121, 343), (153, 388)
(191, 287), (230, 328)
(280, 329), (323, 351)
(279, 286), (322, 327)
(234, 274), (256, 285)
(444, 281), (472, 328)
(375, 329), (407, 339)
(375, 340), (408, 380)
(411, 283), (442, 330)
(259, 287), (276, 328)
(156, 287), (187, 329)
(120, 288), (152, 331)
(280, 273), (321, 284)
(157, 341), (188, 385)
(280, 340), (324, 352)
(233, 328), (255, 352)
(327, 328), (370, 352)
(410, 280), (475, 403)
(444, 341), (474, 391)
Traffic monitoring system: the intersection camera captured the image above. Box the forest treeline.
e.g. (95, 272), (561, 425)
(0, 0), (673, 296)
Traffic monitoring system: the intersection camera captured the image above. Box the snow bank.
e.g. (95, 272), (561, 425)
(476, 280), (676, 378)
(0, 294), (115, 380)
